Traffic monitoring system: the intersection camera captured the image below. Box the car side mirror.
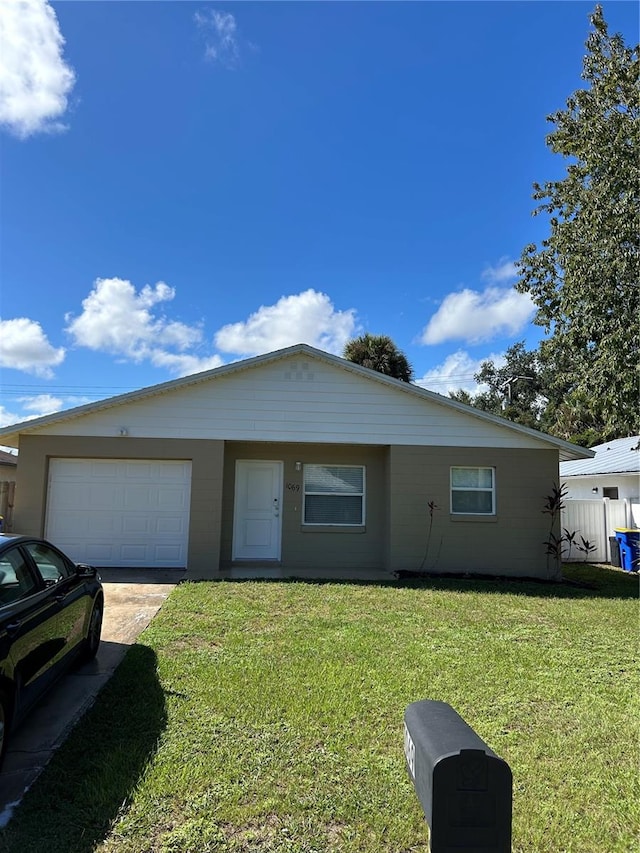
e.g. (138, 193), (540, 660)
(76, 563), (98, 579)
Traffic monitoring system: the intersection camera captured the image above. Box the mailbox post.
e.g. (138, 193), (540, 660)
(404, 700), (512, 852)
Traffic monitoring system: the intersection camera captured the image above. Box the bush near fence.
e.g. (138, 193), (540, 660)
(561, 498), (639, 563)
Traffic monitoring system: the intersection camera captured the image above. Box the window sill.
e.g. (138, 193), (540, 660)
(301, 525), (366, 534)
(450, 514), (497, 523)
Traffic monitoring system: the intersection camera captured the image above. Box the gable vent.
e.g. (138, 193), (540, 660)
(284, 361), (315, 382)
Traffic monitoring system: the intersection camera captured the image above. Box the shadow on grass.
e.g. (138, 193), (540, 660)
(0, 644), (166, 853)
(393, 562), (640, 600)
(213, 563), (639, 601)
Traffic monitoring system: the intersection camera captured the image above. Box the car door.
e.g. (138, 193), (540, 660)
(21, 542), (88, 666)
(0, 544), (64, 714)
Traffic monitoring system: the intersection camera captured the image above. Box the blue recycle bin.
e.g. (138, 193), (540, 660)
(614, 529), (640, 573)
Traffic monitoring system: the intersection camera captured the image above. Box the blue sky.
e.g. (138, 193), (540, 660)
(1, 0), (638, 430)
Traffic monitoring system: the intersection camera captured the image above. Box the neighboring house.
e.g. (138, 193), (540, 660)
(0, 449), (18, 480)
(0, 450), (17, 532)
(560, 436), (640, 502)
(560, 436), (640, 562)
(0, 344), (591, 580)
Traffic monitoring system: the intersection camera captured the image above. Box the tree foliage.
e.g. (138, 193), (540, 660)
(450, 342), (546, 430)
(515, 6), (639, 441)
(343, 334), (413, 382)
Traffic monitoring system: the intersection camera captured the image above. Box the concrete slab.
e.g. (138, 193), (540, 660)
(0, 568), (184, 825)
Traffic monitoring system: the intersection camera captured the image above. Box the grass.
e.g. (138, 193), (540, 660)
(0, 563), (638, 853)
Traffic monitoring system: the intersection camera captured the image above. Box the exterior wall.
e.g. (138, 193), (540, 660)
(13, 433), (562, 580)
(388, 446), (560, 578)
(23, 354), (554, 452)
(561, 474), (639, 501)
(221, 442), (387, 571)
(14, 435), (224, 578)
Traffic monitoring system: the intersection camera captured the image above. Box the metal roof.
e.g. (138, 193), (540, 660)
(560, 436), (640, 477)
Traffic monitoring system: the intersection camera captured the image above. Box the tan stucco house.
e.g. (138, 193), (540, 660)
(0, 344), (592, 580)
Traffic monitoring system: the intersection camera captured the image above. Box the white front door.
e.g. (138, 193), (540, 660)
(232, 461), (283, 560)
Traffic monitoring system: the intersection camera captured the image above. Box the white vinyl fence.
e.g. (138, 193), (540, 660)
(561, 498), (639, 563)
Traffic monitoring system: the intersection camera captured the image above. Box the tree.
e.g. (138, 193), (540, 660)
(516, 6), (640, 441)
(343, 334), (413, 382)
(450, 341), (548, 430)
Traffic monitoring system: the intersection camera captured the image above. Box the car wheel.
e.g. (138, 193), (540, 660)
(81, 598), (103, 662)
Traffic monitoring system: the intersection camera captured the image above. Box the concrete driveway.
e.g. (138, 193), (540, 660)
(0, 568), (184, 824)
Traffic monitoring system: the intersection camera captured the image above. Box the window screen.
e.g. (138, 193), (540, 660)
(303, 465), (365, 525)
(451, 467), (495, 514)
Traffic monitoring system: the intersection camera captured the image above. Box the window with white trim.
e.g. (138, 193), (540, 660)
(303, 465), (365, 526)
(451, 467), (495, 514)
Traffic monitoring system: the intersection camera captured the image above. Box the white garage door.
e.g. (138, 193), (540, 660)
(46, 459), (191, 568)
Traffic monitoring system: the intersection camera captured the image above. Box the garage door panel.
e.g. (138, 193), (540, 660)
(157, 517), (185, 534)
(158, 487), (189, 509)
(124, 486), (154, 510)
(46, 459), (191, 568)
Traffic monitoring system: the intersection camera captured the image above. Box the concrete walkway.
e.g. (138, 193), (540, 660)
(0, 568), (184, 825)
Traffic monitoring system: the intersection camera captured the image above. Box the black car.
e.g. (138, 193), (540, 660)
(0, 534), (103, 764)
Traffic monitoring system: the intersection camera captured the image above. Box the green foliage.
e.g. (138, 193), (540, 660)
(516, 6), (640, 441)
(343, 333), (413, 382)
(450, 341), (548, 430)
(542, 482), (570, 579)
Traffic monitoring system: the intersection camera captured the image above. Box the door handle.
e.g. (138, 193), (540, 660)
(5, 621), (21, 637)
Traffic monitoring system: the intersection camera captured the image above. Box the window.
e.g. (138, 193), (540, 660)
(451, 467), (495, 515)
(24, 542), (73, 584)
(303, 465), (365, 526)
(603, 486), (619, 500)
(0, 546), (38, 605)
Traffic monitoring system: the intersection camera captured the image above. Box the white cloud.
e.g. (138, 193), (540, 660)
(149, 350), (225, 377)
(65, 277), (229, 378)
(66, 276), (202, 358)
(214, 289), (358, 357)
(420, 286), (534, 346)
(416, 350), (506, 396)
(0, 317), (65, 377)
(1, 393), (99, 429)
(0, 406), (22, 428)
(194, 9), (242, 68)
(481, 257), (518, 284)
(0, 0), (76, 138)
(0, 396), (60, 427)
(18, 393), (64, 416)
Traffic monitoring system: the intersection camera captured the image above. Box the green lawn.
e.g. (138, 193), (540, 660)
(1, 564), (638, 853)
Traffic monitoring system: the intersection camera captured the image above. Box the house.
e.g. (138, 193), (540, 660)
(559, 436), (639, 561)
(0, 344), (592, 580)
(560, 436), (640, 503)
(0, 449), (18, 480)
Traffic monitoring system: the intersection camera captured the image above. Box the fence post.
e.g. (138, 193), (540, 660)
(0, 481), (16, 533)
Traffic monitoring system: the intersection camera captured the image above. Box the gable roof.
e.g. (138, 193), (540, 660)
(560, 435), (640, 477)
(0, 343), (593, 461)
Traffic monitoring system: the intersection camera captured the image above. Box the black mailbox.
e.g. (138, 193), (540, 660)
(404, 700), (512, 853)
